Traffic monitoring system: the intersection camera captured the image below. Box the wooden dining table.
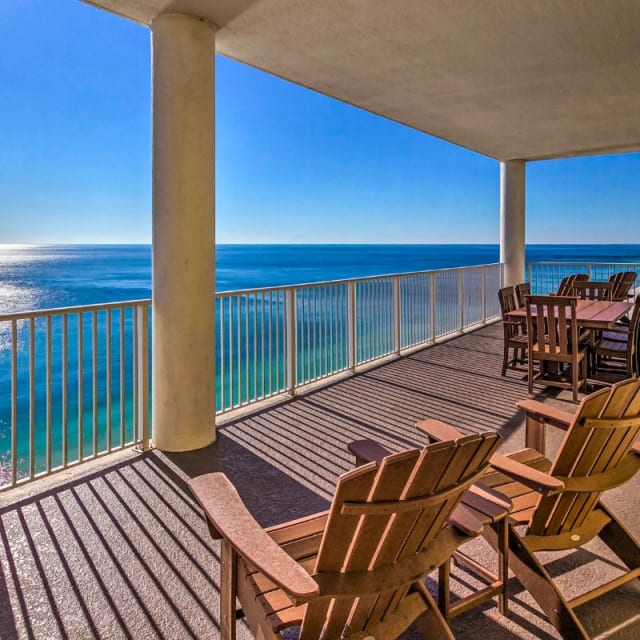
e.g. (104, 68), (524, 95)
(506, 299), (632, 329)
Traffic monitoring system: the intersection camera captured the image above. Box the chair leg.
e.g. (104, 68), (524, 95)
(502, 343), (509, 376)
(572, 359), (579, 402)
(506, 531), (590, 639)
(528, 354), (534, 394)
(413, 581), (455, 640)
(220, 540), (238, 640)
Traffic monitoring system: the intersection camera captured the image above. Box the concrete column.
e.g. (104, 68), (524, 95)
(500, 160), (526, 286)
(150, 13), (216, 451)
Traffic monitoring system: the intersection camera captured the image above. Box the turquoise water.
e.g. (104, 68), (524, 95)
(1, 243), (640, 484)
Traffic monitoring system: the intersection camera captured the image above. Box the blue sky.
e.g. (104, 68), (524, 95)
(1, 0), (638, 245)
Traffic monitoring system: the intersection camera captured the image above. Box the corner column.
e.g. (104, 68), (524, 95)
(500, 160), (526, 287)
(151, 13), (217, 451)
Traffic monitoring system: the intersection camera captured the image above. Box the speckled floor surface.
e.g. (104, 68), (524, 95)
(1, 323), (638, 639)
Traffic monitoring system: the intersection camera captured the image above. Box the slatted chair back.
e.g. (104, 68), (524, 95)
(528, 378), (640, 539)
(609, 271), (637, 301)
(526, 295), (579, 359)
(556, 273), (588, 296)
(299, 433), (501, 639)
(515, 282), (531, 308)
(570, 280), (613, 301)
(498, 285), (517, 316)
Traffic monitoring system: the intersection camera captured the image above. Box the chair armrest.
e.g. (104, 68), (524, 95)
(632, 440), (640, 456)
(447, 503), (485, 536)
(490, 453), (565, 496)
(516, 399), (574, 431)
(347, 439), (392, 466)
(190, 473), (319, 604)
(416, 419), (465, 442)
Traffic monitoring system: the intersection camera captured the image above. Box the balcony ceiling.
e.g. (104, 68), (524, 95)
(85, 0), (640, 161)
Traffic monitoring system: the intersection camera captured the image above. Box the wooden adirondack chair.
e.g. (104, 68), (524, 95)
(190, 433), (502, 640)
(418, 378), (640, 640)
(556, 273), (589, 296)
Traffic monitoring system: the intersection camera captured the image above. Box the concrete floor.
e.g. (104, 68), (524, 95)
(0, 323), (638, 639)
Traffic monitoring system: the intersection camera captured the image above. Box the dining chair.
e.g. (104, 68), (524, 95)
(498, 286), (528, 375)
(556, 273), (588, 296)
(570, 280), (613, 300)
(515, 282), (530, 308)
(609, 271), (637, 301)
(526, 295), (588, 401)
(593, 295), (640, 378)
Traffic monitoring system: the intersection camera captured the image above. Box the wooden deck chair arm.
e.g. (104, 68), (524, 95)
(490, 453), (565, 496)
(347, 439), (392, 466)
(516, 399), (574, 431)
(416, 419), (466, 442)
(190, 473), (320, 604)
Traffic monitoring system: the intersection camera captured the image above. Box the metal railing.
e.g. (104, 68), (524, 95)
(0, 262), (502, 490)
(528, 262), (640, 295)
(214, 263), (502, 414)
(0, 300), (151, 490)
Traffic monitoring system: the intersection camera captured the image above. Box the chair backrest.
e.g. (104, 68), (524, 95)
(498, 286), (517, 316)
(570, 280), (612, 300)
(300, 433), (501, 639)
(556, 273), (588, 296)
(515, 282), (531, 308)
(525, 295), (579, 357)
(528, 378), (640, 538)
(609, 271), (637, 301)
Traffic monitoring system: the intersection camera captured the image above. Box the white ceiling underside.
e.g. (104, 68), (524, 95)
(84, 0), (640, 161)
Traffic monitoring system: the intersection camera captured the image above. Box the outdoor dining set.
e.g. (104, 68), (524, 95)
(185, 270), (640, 640)
(499, 271), (639, 400)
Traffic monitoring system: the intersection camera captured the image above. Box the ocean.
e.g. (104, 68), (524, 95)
(1, 243), (640, 484)
(2, 243), (640, 313)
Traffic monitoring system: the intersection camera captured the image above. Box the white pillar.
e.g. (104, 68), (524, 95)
(150, 14), (217, 451)
(500, 160), (526, 287)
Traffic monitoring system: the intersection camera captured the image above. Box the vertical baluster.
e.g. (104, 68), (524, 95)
(253, 293), (257, 401)
(228, 297), (234, 409)
(78, 313), (84, 461)
(219, 297), (225, 412)
(92, 310), (98, 457)
(62, 314), (68, 467)
(119, 308), (125, 448)
(106, 310), (112, 452)
(236, 296), (241, 406)
(275, 291), (280, 391)
(11, 320), (17, 486)
(393, 276), (401, 354)
(430, 272), (436, 341)
(136, 304), (150, 450)
(29, 318), (35, 479)
(482, 268), (487, 322)
(312, 287), (317, 380)
(133, 306), (139, 444)
(262, 292), (266, 398)
(286, 288), (297, 395)
(329, 286), (334, 374)
(245, 295), (249, 405)
(46, 315), (52, 473)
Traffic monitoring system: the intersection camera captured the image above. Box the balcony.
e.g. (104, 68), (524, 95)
(1, 317), (638, 639)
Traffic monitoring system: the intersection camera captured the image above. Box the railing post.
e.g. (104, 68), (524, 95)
(587, 263), (593, 279)
(393, 276), (401, 354)
(347, 280), (357, 371)
(136, 304), (151, 451)
(286, 288), (298, 396)
(528, 262), (533, 293)
(481, 268), (487, 323)
(458, 270), (464, 331)
(429, 272), (436, 342)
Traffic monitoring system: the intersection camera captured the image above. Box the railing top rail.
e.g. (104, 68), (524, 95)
(214, 262), (503, 298)
(0, 298), (152, 322)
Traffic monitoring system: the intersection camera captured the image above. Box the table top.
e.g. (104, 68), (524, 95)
(506, 299), (633, 330)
